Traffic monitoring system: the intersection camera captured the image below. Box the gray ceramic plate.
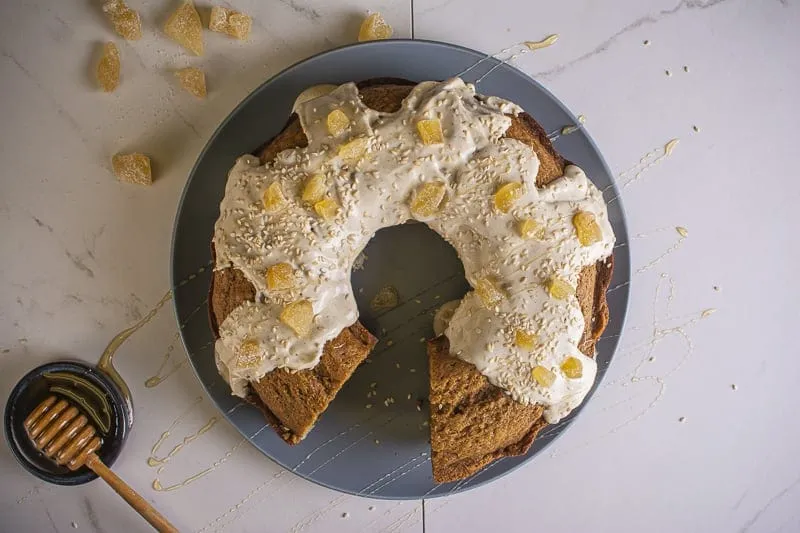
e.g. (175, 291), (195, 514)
(171, 39), (630, 500)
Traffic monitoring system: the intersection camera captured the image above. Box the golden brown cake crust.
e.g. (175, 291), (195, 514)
(209, 79), (613, 465)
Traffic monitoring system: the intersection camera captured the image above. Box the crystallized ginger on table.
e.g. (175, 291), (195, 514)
(164, 1), (204, 56)
(209, 6), (252, 40)
(358, 12), (392, 42)
(102, 0), (142, 40)
(175, 67), (206, 98)
(96, 42), (121, 92)
(112, 153), (152, 185)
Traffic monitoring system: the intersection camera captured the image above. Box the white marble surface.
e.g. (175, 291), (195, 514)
(1, 0), (799, 531)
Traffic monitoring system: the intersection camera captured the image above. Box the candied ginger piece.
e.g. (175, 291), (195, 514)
(561, 356), (583, 379)
(338, 136), (368, 166)
(493, 182), (523, 213)
(164, 1), (204, 56)
(236, 339), (263, 369)
(572, 211), (603, 246)
(112, 153), (152, 185)
(301, 174), (327, 204)
(416, 119), (444, 145)
(262, 182), (287, 213)
(410, 182), (446, 218)
(102, 0), (142, 40)
(358, 12), (393, 42)
(209, 6), (252, 40)
(518, 218), (545, 240)
(475, 277), (505, 308)
(175, 67), (206, 98)
(514, 329), (537, 350)
(313, 197), (339, 221)
(280, 300), (314, 337)
(531, 365), (556, 388)
(546, 277), (575, 300)
(266, 263), (295, 291)
(326, 109), (350, 137)
(96, 42), (120, 92)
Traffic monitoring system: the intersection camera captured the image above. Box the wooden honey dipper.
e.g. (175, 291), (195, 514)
(24, 395), (178, 533)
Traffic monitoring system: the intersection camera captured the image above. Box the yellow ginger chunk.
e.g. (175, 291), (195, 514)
(236, 339), (263, 369)
(518, 218), (545, 239)
(561, 356), (583, 379)
(175, 67), (206, 98)
(280, 300), (314, 337)
(209, 6), (252, 40)
(493, 182), (523, 213)
(262, 182), (287, 213)
(314, 197), (340, 221)
(531, 365), (556, 388)
(475, 277), (505, 308)
(416, 119), (444, 145)
(164, 1), (204, 56)
(266, 263), (295, 291)
(514, 329), (537, 351)
(410, 182), (446, 218)
(572, 211), (602, 246)
(102, 0), (142, 40)
(546, 277), (575, 300)
(112, 153), (152, 185)
(326, 109), (351, 137)
(96, 42), (120, 92)
(301, 174), (327, 204)
(358, 12), (393, 42)
(338, 136), (368, 166)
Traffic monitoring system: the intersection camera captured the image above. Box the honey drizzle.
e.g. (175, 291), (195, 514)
(455, 36), (559, 84)
(97, 290), (172, 405)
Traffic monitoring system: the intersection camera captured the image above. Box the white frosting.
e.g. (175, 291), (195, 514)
(213, 78), (615, 422)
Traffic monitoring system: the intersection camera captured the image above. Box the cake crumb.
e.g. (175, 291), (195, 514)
(365, 404), (372, 409)
(386, 340), (394, 346)
(683, 65), (690, 73)
(643, 39), (651, 46)
(675, 226), (689, 237)
(341, 512), (349, 519)
(407, 393), (412, 400)
(395, 363), (400, 369)
(692, 125), (700, 133)
(419, 337), (425, 343)
(371, 285), (399, 311)
(665, 69), (672, 77)
(713, 285), (720, 291)
(369, 506), (375, 511)
(374, 439), (380, 445)
(352, 252), (368, 270)
(678, 416), (687, 423)
(701, 308), (717, 318)
(410, 368), (416, 373)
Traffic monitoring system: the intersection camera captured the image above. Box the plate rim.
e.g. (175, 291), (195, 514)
(170, 38), (631, 500)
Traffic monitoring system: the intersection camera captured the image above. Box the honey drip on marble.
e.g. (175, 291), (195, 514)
(96, 290), (172, 407)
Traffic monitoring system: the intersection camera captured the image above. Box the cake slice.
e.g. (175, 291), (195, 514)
(208, 80), (415, 444)
(428, 113), (613, 483)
